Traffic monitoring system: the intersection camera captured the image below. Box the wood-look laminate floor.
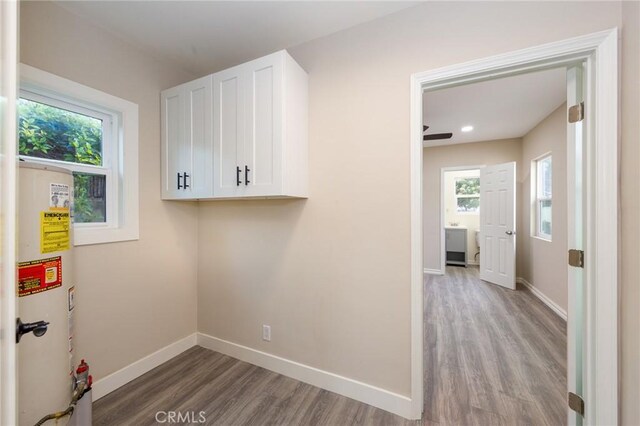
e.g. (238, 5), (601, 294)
(424, 266), (567, 426)
(94, 266), (566, 425)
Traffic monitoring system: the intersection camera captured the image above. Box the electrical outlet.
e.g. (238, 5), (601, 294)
(262, 325), (271, 342)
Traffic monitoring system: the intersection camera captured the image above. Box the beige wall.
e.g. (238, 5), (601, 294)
(423, 139), (523, 272)
(20, 1), (639, 421)
(199, 0), (635, 402)
(20, 2), (199, 380)
(621, 2), (640, 424)
(443, 169), (480, 263)
(519, 104), (568, 311)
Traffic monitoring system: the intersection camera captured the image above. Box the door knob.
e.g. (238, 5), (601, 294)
(505, 231), (515, 235)
(16, 318), (49, 343)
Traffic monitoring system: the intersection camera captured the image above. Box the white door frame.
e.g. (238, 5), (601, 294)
(409, 29), (618, 423)
(0, 0), (19, 424)
(439, 165), (484, 273)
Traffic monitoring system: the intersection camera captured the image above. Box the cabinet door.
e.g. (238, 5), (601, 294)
(242, 53), (283, 196)
(446, 229), (466, 252)
(213, 68), (244, 197)
(161, 86), (185, 199)
(183, 76), (213, 198)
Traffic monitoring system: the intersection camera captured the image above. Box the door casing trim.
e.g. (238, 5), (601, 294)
(409, 28), (618, 423)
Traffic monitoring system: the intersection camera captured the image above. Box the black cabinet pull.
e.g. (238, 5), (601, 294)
(177, 172), (183, 190)
(236, 166), (242, 186)
(184, 172), (190, 189)
(245, 166), (250, 186)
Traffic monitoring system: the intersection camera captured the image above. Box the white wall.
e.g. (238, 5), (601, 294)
(443, 169), (480, 264)
(20, 2), (199, 381)
(519, 104), (568, 312)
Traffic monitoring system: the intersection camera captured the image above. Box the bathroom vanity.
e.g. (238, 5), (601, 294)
(445, 226), (467, 266)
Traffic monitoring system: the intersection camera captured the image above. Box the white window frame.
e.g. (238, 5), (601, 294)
(20, 64), (139, 245)
(532, 152), (552, 241)
(454, 176), (480, 214)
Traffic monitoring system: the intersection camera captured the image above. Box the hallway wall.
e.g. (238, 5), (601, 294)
(519, 104), (568, 312)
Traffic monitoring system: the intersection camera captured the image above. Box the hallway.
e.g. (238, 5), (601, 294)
(423, 266), (567, 425)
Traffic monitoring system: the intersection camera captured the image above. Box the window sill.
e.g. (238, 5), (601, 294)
(74, 225), (139, 246)
(531, 235), (552, 243)
(21, 64), (140, 247)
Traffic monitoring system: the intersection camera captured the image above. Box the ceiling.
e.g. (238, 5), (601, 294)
(423, 68), (566, 147)
(56, 1), (418, 76)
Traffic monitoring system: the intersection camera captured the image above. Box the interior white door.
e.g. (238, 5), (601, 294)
(0, 0), (18, 423)
(566, 62), (586, 426)
(213, 67), (244, 197)
(479, 161), (516, 289)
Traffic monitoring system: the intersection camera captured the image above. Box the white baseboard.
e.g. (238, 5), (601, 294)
(196, 332), (413, 419)
(516, 277), (567, 321)
(92, 333), (198, 401)
(424, 268), (444, 275)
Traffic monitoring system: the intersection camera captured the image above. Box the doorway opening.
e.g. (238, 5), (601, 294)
(423, 66), (568, 424)
(441, 167), (481, 268)
(409, 29), (618, 424)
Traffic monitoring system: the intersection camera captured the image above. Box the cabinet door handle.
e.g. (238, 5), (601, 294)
(236, 166), (242, 186)
(177, 172), (183, 190)
(245, 166), (250, 186)
(184, 172), (190, 189)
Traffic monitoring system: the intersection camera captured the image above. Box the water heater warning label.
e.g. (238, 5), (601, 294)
(41, 211), (70, 253)
(18, 256), (62, 297)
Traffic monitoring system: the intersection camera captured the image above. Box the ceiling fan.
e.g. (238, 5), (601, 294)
(423, 125), (452, 141)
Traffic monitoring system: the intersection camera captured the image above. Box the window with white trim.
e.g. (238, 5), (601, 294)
(455, 176), (480, 213)
(534, 154), (552, 240)
(19, 64), (139, 245)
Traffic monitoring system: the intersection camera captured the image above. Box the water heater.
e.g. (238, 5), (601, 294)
(17, 161), (75, 426)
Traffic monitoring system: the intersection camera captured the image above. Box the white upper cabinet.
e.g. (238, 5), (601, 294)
(162, 50), (308, 200)
(161, 75), (213, 199)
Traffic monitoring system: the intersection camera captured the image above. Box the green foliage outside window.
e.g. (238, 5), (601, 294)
(455, 177), (480, 196)
(18, 98), (106, 223)
(455, 177), (480, 212)
(19, 99), (102, 165)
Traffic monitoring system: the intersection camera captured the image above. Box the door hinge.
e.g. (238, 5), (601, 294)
(568, 102), (584, 123)
(568, 392), (585, 416)
(568, 249), (584, 268)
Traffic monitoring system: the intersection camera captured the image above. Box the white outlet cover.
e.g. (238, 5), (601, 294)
(262, 325), (271, 341)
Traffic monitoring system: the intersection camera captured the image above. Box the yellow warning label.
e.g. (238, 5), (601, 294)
(40, 211), (70, 253)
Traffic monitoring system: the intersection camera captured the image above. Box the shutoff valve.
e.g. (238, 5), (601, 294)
(16, 317), (49, 343)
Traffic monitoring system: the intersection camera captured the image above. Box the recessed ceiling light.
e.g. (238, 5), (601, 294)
(461, 125), (474, 132)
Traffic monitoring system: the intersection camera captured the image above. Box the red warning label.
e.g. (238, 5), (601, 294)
(18, 256), (62, 297)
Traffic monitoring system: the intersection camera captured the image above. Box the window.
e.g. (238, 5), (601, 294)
(535, 154), (552, 240)
(19, 94), (111, 223)
(455, 177), (480, 213)
(20, 64), (139, 245)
